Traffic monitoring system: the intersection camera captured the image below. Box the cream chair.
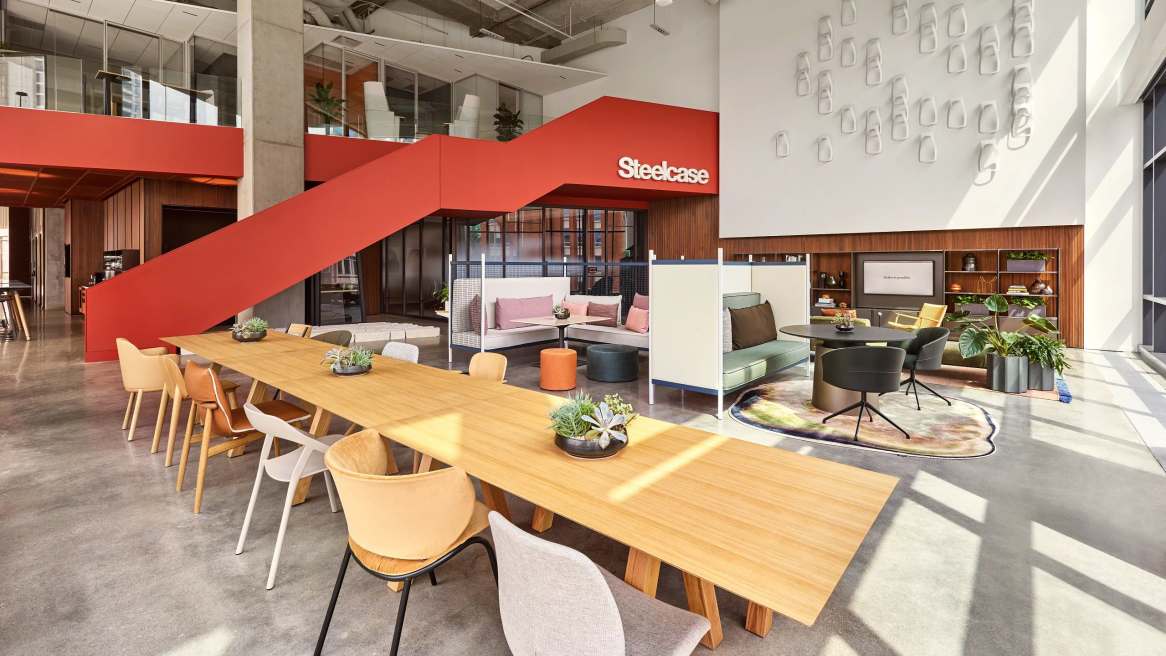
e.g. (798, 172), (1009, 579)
(489, 512), (710, 656)
(157, 357), (239, 466)
(468, 352), (507, 382)
(237, 403), (341, 590)
(885, 302), (947, 331)
(116, 338), (177, 445)
(449, 93), (480, 138)
(363, 80), (401, 141)
(381, 341), (419, 363)
(315, 429), (497, 656)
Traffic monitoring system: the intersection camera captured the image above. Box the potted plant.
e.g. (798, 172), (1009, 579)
(955, 294), (1057, 393)
(954, 294), (989, 315)
(1004, 250), (1050, 273)
(433, 283), (449, 312)
(493, 103), (524, 142)
(231, 317), (269, 342)
(1017, 332), (1068, 391)
(310, 81), (344, 135)
(1007, 295), (1046, 318)
(322, 345), (374, 376)
(552, 303), (570, 320)
(549, 393), (631, 459)
(831, 312), (854, 332)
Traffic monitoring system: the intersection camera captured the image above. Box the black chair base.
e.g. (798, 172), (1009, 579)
(899, 369), (952, 411)
(314, 535), (498, 656)
(823, 392), (910, 440)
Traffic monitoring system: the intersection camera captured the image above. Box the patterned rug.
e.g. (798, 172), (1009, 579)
(730, 379), (997, 458)
(915, 365), (1072, 404)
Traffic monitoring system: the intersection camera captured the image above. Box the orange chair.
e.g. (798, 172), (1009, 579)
(539, 348), (577, 391)
(157, 357), (239, 466)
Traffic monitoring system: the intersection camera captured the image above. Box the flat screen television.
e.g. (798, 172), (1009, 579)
(862, 260), (935, 296)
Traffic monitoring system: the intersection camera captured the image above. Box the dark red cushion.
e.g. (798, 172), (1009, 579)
(587, 302), (618, 327)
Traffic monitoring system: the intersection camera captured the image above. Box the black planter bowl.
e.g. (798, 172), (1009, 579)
(553, 310), (571, 320)
(332, 363), (372, 376)
(554, 433), (627, 459)
(232, 329), (267, 342)
(833, 325), (855, 333)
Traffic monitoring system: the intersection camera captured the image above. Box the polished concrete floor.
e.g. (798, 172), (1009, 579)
(3, 312), (1166, 655)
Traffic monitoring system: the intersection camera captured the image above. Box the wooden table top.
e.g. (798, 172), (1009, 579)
(164, 330), (898, 626)
(513, 315), (609, 328)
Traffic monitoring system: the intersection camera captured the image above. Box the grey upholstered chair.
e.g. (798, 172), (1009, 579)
(381, 341), (420, 363)
(821, 346), (909, 439)
(488, 512), (709, 656)
(897, 327), (952, 410)
(312, 330), (353, 347)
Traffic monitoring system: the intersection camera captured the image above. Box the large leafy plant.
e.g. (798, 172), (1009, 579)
(493, 104), (524, 141)
(322, 345), (374, 369)
(955, 294), (1057, 358)
(1006, 250), (1051, 261)
(549, 392), (598, 438)
(310, 81), (344, 123)
(549, 393), (634, 446)
(1018, 332), (1069, 374)
(232, 317), (268, 336)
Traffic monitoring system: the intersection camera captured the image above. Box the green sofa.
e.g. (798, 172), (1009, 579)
(723, 292), (811, 393)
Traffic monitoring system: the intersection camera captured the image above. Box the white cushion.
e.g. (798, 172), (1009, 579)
(722, 308), (733, 353)
(483, 325), (559, 350)
(565, 324), (648, 349)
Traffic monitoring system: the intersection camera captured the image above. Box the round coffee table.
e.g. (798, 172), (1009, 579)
(779, 324), (915, 413)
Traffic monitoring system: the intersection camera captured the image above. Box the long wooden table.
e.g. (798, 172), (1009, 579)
(164, 331), (898, 648)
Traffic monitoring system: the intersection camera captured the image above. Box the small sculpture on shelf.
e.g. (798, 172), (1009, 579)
(825, 273), (838, 288)
(838, 271), (848, 288)
(963, 253), (977, 271)
(950, 282), (963, 292)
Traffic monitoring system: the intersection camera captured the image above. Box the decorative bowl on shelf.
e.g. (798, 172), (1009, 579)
(232, 329), (267, 342)
(554, 432), (627, 460)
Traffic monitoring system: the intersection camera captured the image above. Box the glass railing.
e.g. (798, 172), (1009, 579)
(304, 104), (551, 143)
(0, 48), (239, 127)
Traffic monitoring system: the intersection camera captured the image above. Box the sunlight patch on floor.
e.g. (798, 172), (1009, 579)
(849, 498), (979, 656)
(1033, 567), (1166, 656)
(818, 634), (862, 656)
(161, 628), (234, 656)
(1032, 522), (1166, 614)
(910, 471), (987, 523)
(1030, 428), (1164, 475)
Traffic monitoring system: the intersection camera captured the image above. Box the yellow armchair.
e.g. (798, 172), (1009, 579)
(886, 303), (947, 331)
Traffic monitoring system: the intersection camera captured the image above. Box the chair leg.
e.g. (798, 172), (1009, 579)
(127, 390), (143, 440)
(389, 577), (414, 656)
(916, 379), (953, 406)
(912, 376), (922, 411)
(822, 400), (862, 424)
(162, 390), (183, 459)
(175, 408), (201, 492)
(853, 403), (865, 440)
(236, 449), (267, 556)
(227, 389), (238, 409)
(265, 477), (300, 590)
(866, 403), (911, 439)
(477, 536), (499, 583)
(150, 388), (169, 454)
(323, 471), (340, 513)
(429, 570), (438, 586)
(169, 399), (196, 468)
(122, 392), (135, 429)
(192, 415), (213, 513)
(314, 545), (352, 656)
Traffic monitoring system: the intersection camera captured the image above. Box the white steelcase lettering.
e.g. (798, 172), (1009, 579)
(617, 156), (710, 185)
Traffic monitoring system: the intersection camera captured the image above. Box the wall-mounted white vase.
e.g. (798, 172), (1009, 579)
(866, 108), (884, 155)
(892, 75), (910, 107)
(840, 106), (858, 134)
(948, 4), (967, 38)
(980, 25), (1000, 75)
(818, 17), (835, 62)
(979, 102), (1000, 134)
(892, 1), (911, 35)
(979, 142), (1000, 174)
(818, 71), (834, 114)
(866, 39), (884, 86)
(817, 136), (834, 163)
(842, 0), (858, 26)
(919, 134), (938, 163)
(948, 43), (967, 74)
(776, 130), (791, 158)
(919, 4), (938, 53)
(948, 98), (967, 129)
(919, 97), (938, 127)
(840, 38), (858, 67)
(1014, 0), (1035, 57)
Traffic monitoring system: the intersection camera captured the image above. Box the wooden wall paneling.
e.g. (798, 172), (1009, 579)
(100, 179), (236, 262)
(359, 242), (383, 316)
(65, 199), (104, 315)
(646, 196), (719, 259)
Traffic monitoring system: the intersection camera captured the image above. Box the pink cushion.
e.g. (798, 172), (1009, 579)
(495, 294), (553, 330)
(625, 306), (649, 333)
(632, 293), (649, 310)
(587, 302), (618, 327)
(563, 302), (589, 318)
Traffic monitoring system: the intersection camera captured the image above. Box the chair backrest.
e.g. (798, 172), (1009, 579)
(910, 327), (950, 370)
(287, 323), (312, 338)
(184, 362), (242, 434)
(919, 303), (947, 328)
(469, 352), (507, 381)
(381, 341), (420, 363)
(160, 355), (187, 399)
(820, 346), (906, 394)
(243, 403), (328, 453)
(488, 512), (625, 656)
(312, 330), (353, 347)
(115, 338), (167, 391)
(325, 430), (474, 560)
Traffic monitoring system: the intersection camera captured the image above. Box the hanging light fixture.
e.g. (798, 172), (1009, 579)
(651, 1), (671, 35)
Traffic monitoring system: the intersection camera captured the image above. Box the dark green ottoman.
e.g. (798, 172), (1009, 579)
(586, 344), (639, 382)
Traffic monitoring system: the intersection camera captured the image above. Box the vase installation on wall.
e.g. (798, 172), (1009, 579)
(979, 142), (1000, 174)
(919, 96), (938, 127)
(892, 0), (911, 35)
(775, 130), (791, 158)
(919, 134), (938, 163)
(948, 3), (967, 38)
(840, 106), (858, 134)
(818, 16), (835, 62)
(948, 43), (968, 73)
(1012, 65), (1033, 140)
(866, 108), (884, 155)
(841, 38), (858, 67)
(842, 0), (858, 26)
(948, 98), (967, 129)
(818, 71), (834, 114)
(817, 136), (834, 163)
(919, 3), (938, 53)
(980, 25), (1000, 75)
(1014, 0), (1035, 57)
(979, 102), (1000, 134)
(891, 76), (910, 142)
(866, 39), (884, 86)
(796, 52), (812, 96)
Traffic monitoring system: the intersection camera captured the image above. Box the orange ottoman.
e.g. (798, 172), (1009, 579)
(539, 348), (578, 391)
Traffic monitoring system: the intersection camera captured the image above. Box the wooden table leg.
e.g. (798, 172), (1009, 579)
(531, 506), (554, 533)
(292, 407), (333, 505)
(683, 572), (725, 649)
(479, 481), (511, 520)
(11, 292), (30, 340)
(744, 602), (774, 637)
(624, 548), (661, 598)
(245, 380), (268, 404)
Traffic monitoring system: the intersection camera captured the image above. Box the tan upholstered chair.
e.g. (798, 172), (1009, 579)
(176, 362), (310, 513)
(157, 357), (238, 466)
(314, 429), (496, 656)
(116, 338), (177, 445)
(886, 303), (947, 331)
(468, 352), (507, 382)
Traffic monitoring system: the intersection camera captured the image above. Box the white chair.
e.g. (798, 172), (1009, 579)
(381, 341), (420, 363)
(363, 80), (401, 141)
(236, 403), (342, 590)
(449, 94), (480, 138)
(488, 512), (710, 656)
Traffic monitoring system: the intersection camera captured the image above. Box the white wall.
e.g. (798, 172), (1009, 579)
(542, 1), (719, 118)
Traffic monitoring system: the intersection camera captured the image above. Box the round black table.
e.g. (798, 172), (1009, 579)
(779, 324), (916, 413)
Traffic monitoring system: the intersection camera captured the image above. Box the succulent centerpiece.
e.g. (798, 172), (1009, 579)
(831, 312), (855, 332)
(231, 317), (269, 342)
(552, 303), (571, 320)
(322, 345), (374, 376)
(549, 392), (636, 459)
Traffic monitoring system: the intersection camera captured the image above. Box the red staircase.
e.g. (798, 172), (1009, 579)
(84, 97), (718, 361)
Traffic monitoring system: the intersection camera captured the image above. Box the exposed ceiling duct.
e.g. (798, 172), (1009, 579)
(541, 25), (627, 65)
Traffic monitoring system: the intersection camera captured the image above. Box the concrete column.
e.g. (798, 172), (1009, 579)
(41, 208), (66, 310)
(236, 0), (306, 327)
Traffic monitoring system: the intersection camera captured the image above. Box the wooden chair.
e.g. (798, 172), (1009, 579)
(468, 352), (507, 381)
(885, 303), (947, 331)
(287, 323), (312, 338)
(315, 429), (497, 656)
(115, 338), (177, 445)
(177, 362), (310, 513)
(157, 357), (238, 466)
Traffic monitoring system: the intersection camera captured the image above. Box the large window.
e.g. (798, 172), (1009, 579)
(1141, 69), (1166, 363)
